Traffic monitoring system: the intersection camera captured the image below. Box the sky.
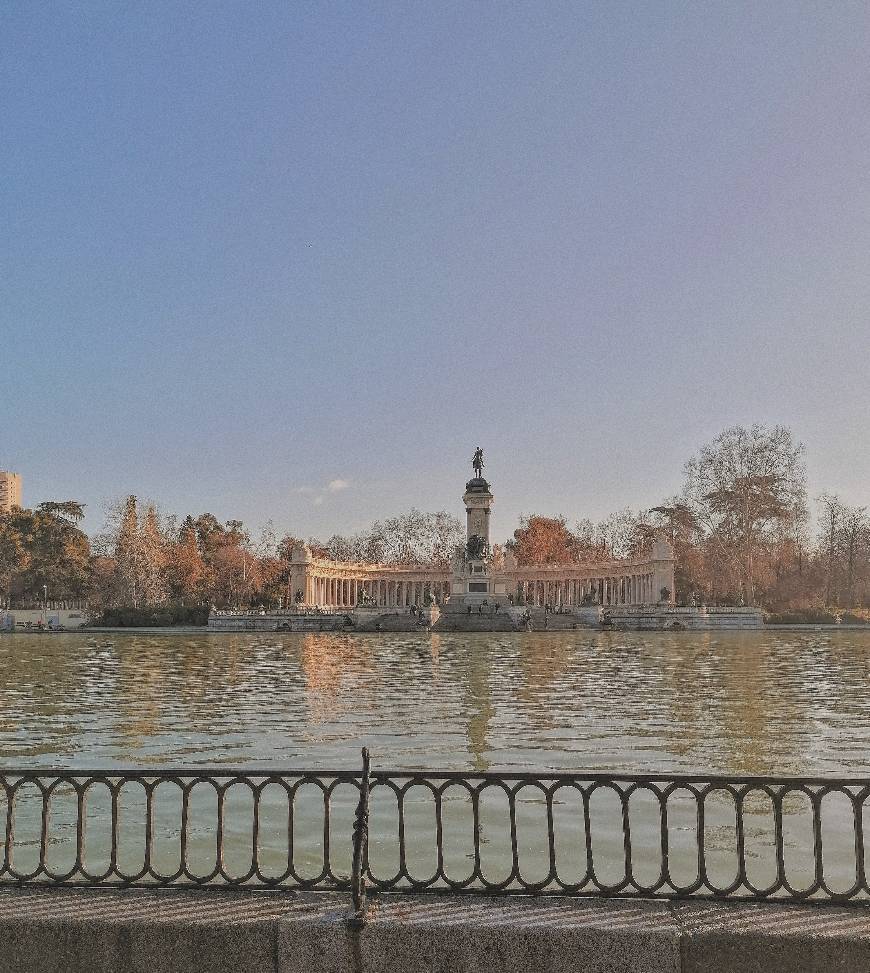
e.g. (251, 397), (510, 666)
(2, 2), (869, 543)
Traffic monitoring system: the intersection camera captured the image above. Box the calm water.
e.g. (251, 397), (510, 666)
(1, 629), (869, 774)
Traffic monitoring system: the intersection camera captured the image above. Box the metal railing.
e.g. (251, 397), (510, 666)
(2, 753), (869, 913)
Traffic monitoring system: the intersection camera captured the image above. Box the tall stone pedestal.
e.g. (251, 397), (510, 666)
(444, 473), (511, 615)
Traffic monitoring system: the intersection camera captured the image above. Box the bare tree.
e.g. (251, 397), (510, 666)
(683, 425), (807, 605)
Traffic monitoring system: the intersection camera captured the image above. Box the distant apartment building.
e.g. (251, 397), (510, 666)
(0, 471), (22, 513)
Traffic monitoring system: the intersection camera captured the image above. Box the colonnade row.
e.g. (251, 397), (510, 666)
(513, 573), (660, 608)
(301, 576), (452, 609)
(299, 571), (663, 609)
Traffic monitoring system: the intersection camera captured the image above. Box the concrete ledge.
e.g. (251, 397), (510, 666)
(673, 900), (870, 973)
(281, 894), (679, 973)
(0, 886), (288, 973)
(0, 888), (868, 973)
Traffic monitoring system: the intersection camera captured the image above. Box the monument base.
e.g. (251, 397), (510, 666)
(441, 591), (511, 615)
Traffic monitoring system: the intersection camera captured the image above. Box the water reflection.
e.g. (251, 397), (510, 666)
(0, 631), (869, 774)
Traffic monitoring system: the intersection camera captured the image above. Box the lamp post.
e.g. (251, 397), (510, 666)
(42, 585), (48, 628)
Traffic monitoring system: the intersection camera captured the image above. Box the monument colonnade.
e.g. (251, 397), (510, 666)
(289, 547), (675, 610)
(510, 568), (664, 608)
(296, 562), (452, 610)
(287, 548), (451, 609)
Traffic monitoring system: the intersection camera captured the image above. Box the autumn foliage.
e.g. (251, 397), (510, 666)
(0, 425), (868, 617)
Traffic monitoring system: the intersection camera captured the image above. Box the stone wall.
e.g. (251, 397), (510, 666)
(2, 887), (869, 973)
(604, 606), (764, 631)
(208, 606), (766, 634)
(2, 608), (89, 631)
(209, 612), (350, 633)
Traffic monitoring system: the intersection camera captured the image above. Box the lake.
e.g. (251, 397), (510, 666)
(2, 629), (869, 774)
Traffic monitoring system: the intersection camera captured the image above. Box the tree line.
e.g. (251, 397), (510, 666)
(508, 425), (868, 613)
(0, 424), (867, 619)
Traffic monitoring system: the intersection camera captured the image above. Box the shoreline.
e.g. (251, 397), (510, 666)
(2, 623), (868, 635)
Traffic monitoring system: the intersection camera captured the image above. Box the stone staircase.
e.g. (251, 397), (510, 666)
(433, 612), (518, 632)
(352, 611), (427, 633)
(521, 607), (596, 631)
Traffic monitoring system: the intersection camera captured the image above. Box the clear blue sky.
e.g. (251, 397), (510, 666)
(3, 2), (869, 541)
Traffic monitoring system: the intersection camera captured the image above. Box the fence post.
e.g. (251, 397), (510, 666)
(351, 747), (371, 922)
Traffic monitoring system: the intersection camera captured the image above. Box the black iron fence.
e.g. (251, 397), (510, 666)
(2, 752), (869, 911)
